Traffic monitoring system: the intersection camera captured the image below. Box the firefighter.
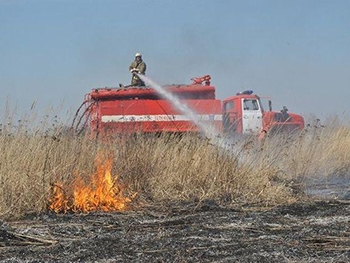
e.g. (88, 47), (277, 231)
(129, 52), (147, 86)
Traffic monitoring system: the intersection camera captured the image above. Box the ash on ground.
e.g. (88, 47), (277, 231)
(1, 200), (349, 262)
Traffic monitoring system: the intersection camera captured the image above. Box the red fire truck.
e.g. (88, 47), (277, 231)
(73, 75), (304, 137)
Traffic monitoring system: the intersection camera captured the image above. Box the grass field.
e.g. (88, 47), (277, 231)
(0, 112), (349, 219)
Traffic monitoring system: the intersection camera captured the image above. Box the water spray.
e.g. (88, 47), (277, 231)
(137, 74), (227, 149)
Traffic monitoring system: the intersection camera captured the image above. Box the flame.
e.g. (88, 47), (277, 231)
(49, 156), (136, 213)
(48, 183), (69, 213)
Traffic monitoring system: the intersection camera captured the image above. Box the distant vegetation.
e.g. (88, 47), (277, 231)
(0, 111), (350, 219)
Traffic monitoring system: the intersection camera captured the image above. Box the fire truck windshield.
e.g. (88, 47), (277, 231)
(243, 99), (260, 111)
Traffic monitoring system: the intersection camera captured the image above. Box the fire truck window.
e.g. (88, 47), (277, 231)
(243, 99), (259, 111)
(224, 102), (234, 110)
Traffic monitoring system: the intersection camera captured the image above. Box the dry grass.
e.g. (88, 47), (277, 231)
(0, 112), (350, 219)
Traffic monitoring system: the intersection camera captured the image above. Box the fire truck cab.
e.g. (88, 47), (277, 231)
(223, 91), (263, 134)
(223, 90), (304, 136)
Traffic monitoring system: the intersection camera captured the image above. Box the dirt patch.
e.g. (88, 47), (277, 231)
(1, 200), (350, 262)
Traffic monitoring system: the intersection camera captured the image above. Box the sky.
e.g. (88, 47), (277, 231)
(1, 0), (350, 122)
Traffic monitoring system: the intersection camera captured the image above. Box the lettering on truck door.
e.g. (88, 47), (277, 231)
(241, 98), (263, 134)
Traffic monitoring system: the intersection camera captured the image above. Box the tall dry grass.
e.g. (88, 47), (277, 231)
(0, 112), (350, 219)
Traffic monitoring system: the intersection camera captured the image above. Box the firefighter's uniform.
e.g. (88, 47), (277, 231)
(129, 53), (147, 86)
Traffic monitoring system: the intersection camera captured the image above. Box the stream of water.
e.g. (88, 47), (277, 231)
(137, 74), (225, 147)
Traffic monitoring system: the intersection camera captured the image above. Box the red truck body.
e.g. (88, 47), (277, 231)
(74, 75), (304, 137)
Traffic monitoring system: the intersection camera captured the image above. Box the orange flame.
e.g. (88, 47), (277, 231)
(49, 156), (136, 213)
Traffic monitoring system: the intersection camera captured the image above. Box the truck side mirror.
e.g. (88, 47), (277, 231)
(268, 100), (272, 111)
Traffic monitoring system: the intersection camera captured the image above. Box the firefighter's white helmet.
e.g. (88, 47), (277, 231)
(135, 52), (142, 57)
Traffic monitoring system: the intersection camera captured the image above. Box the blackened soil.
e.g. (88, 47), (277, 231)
(1, 200), (349, 262)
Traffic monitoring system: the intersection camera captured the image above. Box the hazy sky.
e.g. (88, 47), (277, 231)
(1, 0), (350, 121)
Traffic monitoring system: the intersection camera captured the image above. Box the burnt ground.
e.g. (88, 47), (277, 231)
(0, 200), (350, 263)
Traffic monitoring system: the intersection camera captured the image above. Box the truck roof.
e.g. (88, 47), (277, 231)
(88, 84), (216, 100)
(223, 93), (260, 102)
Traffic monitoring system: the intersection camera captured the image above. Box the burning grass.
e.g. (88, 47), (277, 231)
(0, 113), (350, 219)
(48, 155), (136, 213)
